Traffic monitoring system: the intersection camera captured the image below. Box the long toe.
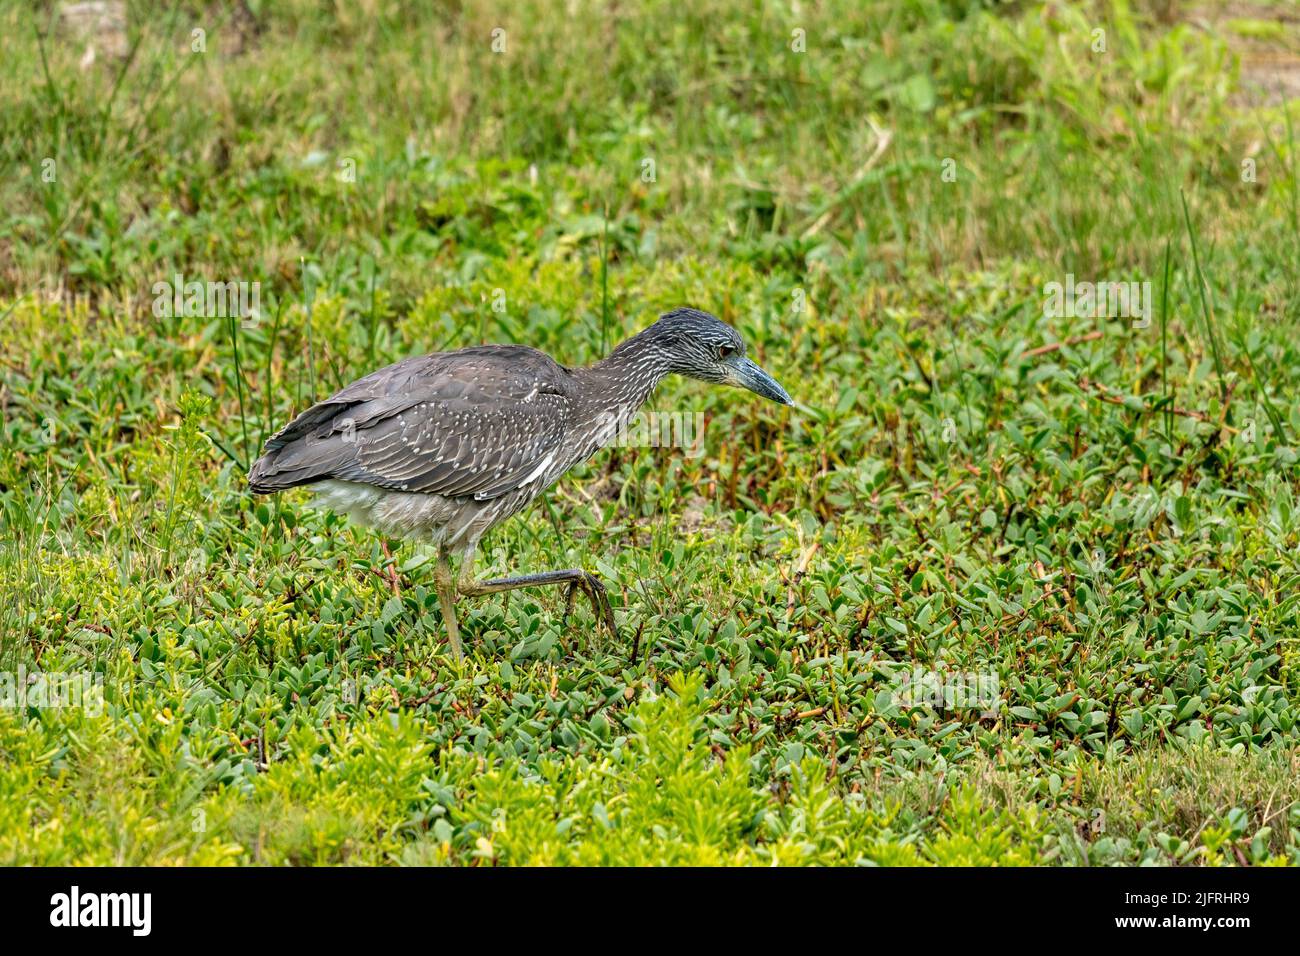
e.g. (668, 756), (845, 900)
(583, 572), (618, 637)
(561, 580), (580, 625)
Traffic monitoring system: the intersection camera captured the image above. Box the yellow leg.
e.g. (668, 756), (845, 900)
(434, 550), (463, 661)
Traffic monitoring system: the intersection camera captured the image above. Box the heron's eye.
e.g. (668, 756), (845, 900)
(717, 345), (738, 360)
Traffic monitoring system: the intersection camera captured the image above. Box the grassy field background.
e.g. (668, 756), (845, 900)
(1, 0), (1299, 864)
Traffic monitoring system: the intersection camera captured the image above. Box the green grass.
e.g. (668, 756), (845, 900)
(1, 0), (1299, 865)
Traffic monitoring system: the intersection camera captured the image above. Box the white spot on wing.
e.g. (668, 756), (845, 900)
(519, 449), (556, 486)
(473, 449), (555, 500)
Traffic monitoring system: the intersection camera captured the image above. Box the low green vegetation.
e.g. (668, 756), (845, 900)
(1, 0), (1298, 864)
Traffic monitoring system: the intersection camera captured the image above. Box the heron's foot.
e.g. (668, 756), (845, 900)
(586, 574), (618, 639)
(380, 541), (402, 595)
(462, 568), (618, 644)
(562, 572), (617, 639)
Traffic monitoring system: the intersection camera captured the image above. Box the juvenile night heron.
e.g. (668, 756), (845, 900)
(248, 307), (792, 659)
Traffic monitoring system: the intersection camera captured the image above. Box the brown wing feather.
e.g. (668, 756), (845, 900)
(248, 346), (572, 500)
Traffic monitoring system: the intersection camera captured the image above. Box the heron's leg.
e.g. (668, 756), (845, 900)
(457, 566), (617, 638)
(434, 548), (463, 661)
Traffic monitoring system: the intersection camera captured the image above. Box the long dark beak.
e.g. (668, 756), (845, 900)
(730, 357), (794, 406)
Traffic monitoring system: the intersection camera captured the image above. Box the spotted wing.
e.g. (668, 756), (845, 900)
(248, 346), (572, 501)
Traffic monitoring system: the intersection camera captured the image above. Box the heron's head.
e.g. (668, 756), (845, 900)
(639, 307), (793, 406)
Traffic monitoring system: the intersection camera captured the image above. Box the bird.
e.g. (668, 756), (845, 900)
(247, 307), (793, 660)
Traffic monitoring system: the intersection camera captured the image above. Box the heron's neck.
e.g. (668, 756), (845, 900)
(573, 334), (672, 424)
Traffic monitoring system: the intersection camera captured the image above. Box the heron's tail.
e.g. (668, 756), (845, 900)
(247, 449), (309, 494)
(247, 441), (338, 494)
(246, 398), (359, 494)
